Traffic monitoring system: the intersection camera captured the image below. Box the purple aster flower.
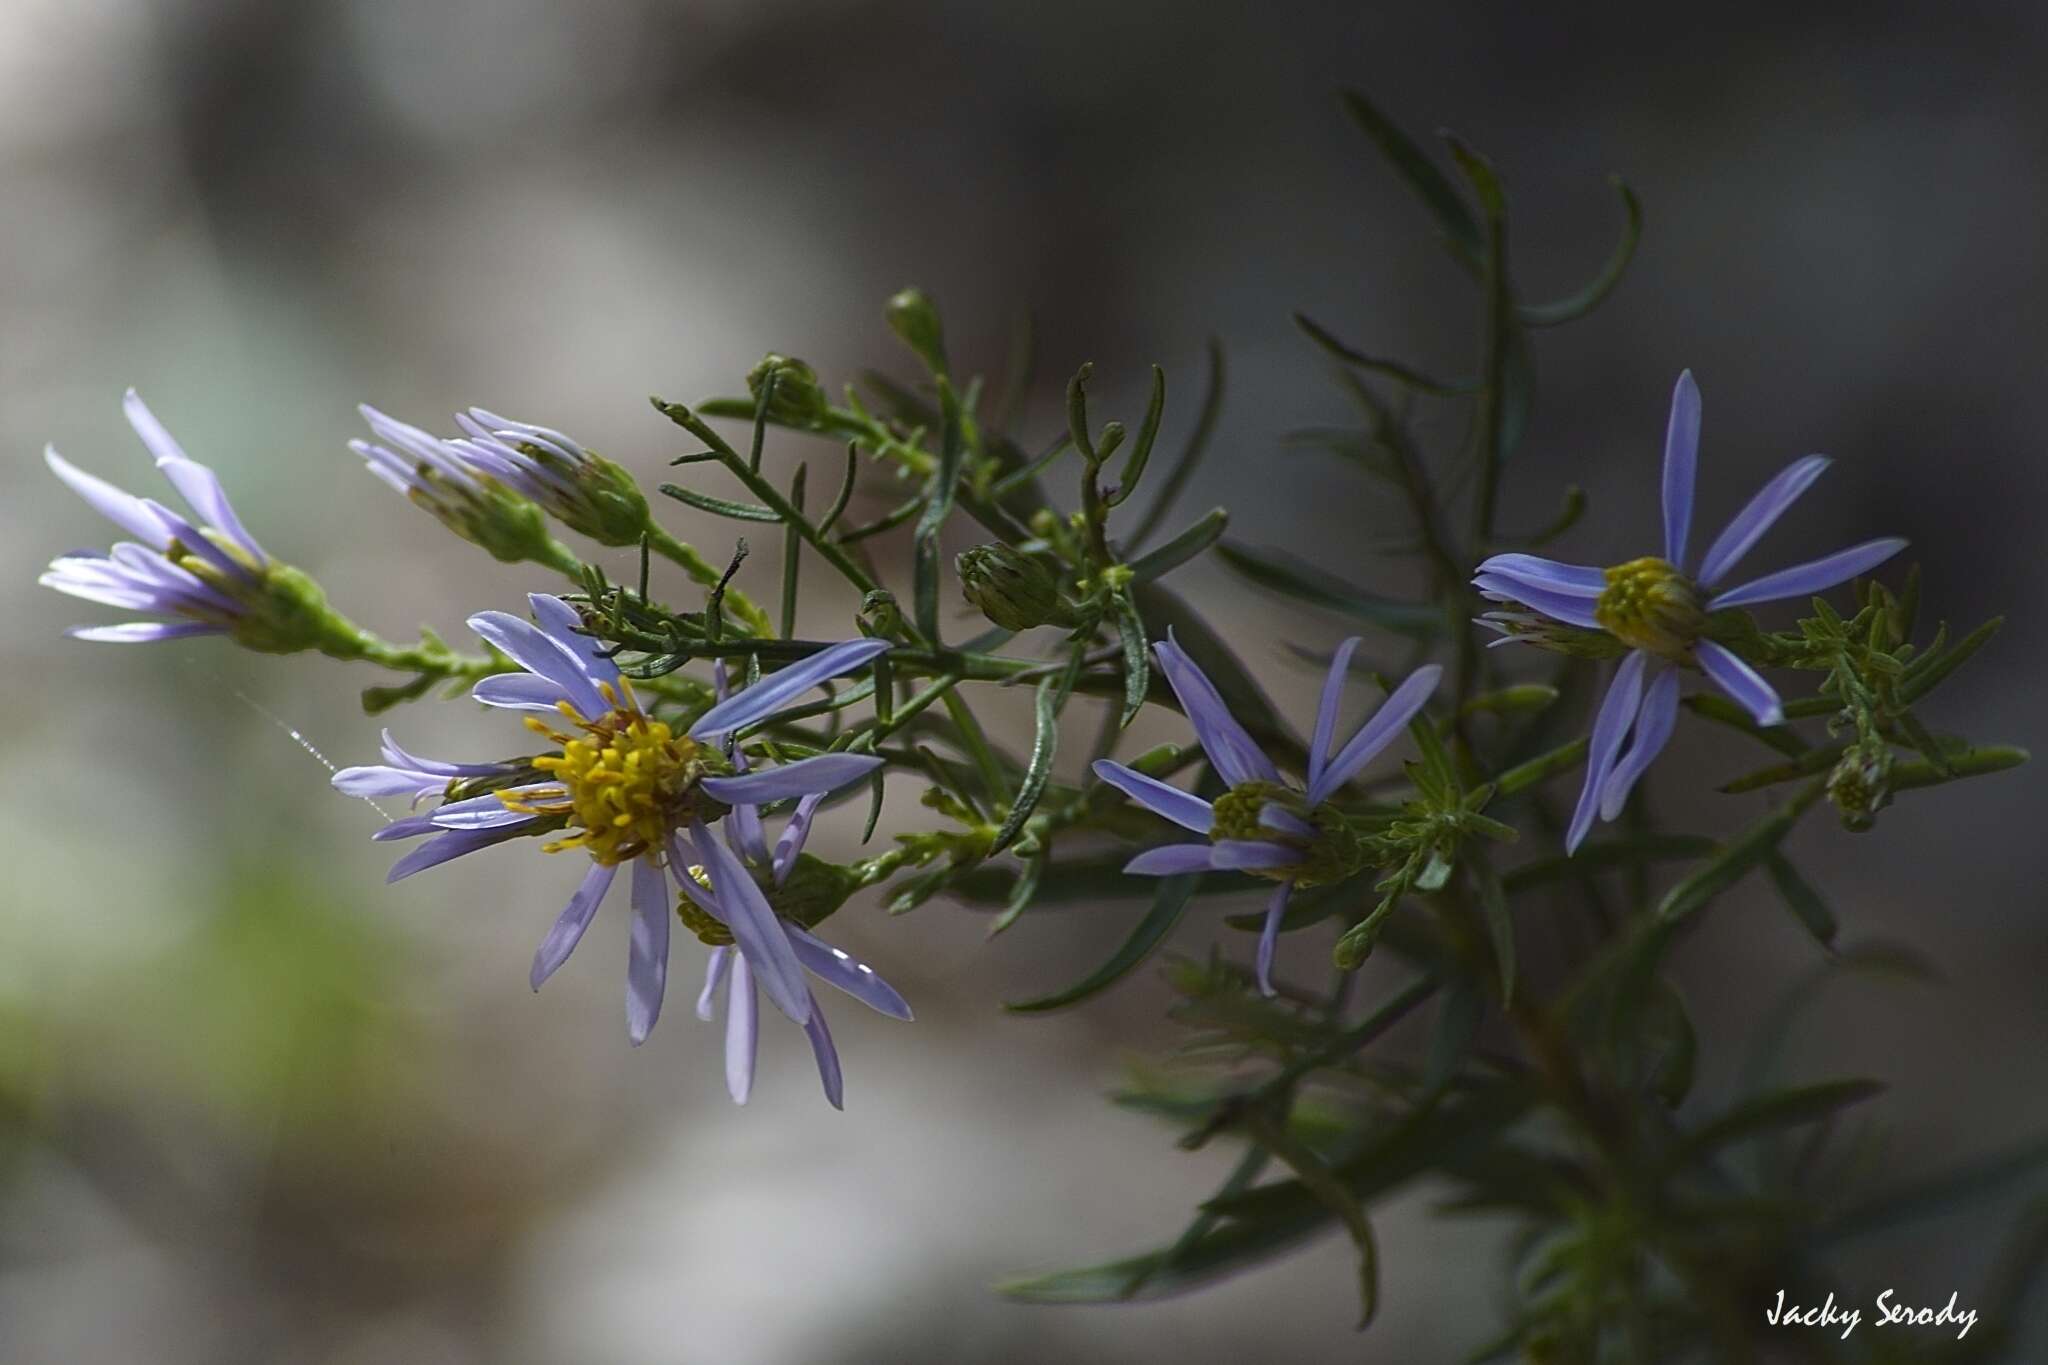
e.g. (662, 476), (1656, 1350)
(679, 666), (912, 1108)
(351, 404), (571, 566)
(41, 390), (271, 644)
(1473, 371), (1908, 852)
(339, 592), (889, 1044)
(448, 407), (652, 547)
(1093, 632), (1442, 996)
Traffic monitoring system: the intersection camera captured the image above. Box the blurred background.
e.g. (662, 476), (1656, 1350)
(2, 1), (2044, 1360)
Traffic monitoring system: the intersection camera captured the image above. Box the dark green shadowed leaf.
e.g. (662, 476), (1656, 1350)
(1215, 541), (1441, 639)
(1004, 873), (1201, 1013)
(1340, 89), (1480, 269)
(1127, 339), (1225, 552)
(1764, 853), (1838, 947)
(1517, 175), (1642, 327)
(1670, 1078), (1886, 1167)
(1657, 779), (1826, 923)
(1106, 364), (1166, 507)
(1113, 587), (1150, 726)
(1294, 313), (1474, 395)
(996, 1195), (1334, 1304)
(1127, 507), (1228, 584)
(988, 674), (1063, 857)
(657, 484), (782, 521)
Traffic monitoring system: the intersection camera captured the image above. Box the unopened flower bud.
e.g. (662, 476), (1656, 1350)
(1828, 742), (1894, 831)
(884, 288), (948, 375)
(957, 543), (1079, 632)
(746, 354), (830, 427)
(858, 588), (905, 639)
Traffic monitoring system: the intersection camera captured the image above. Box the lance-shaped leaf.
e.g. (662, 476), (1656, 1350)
(989, 673), (1063, 857)
(1215, 541), (1441, 639)
(1127, 339), (1225, 552)
(1294, 313), (1473, 395)
(1340, 89), (1480, 269)
(1899, 615), (2002, 703)
(996, 1195), (1334, 1304)
(1764, 853), (1837, 947)
(1657, 779), (1826, 923)
(1105, 364), (1166, 507)
(658, 483), (782, 521)
(1112, 585), (1149, 726)
(912, 378), (966, 640)
(1004, 873), (1200, 1013)
(1667, 1078), (1887, 1170)
(1127, 506), (1228, 584)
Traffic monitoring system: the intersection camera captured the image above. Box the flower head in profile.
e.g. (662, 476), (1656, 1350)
(1093, 633), (1441, 996)
(350, 404), (565, 566)
(1473, 371), (1907, 852)
(41, 391), (312, 649)
(450, 407), (652, 547)
(336, 593), (888, 1047)
(677, 666), (911, 1109)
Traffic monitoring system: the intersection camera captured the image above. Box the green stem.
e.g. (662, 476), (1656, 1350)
(645, 525), (773, 636)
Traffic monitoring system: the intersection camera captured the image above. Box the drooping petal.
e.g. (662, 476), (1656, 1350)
(786, 924), (913, 1020)
(699, 752), (884, 806)
(696, 946), (734, 1020)
(803, 994), (845, 1111)
(64, 622), (222, 644)
(378, 730), (508, 778)
(1706, 538), (1909, 610)
(1308, 637), (1362, 792)
(1695, 454), (1831, 588)
(689, 820), (812, 1026)
(1122, 842), (1219, 876)
(771, 793), (826, 887)
(466, 610), (608, 719)
(530, 861), (618, 990)
(724, 953), (758, 1104)
(527, 594), (622, 693)
(126, 392), (268, 563)
(1210, 840), (1306, 871)
(1696, 640), (1783, 726)
(626, 855), (670, 1045)
(1472, 554), (1606, 598)
(1472, 576), (1603, 630)
(1308, 664), (1443, 808)
(45, 447), (171, 547)
(330, 764), (445, 800)
(1598, 665), (1681, 820)
(471, 672), (576, 714)
(688, 639), (892, 739)
(1566, 650), (1648, 853)
(1255, 882), (1292, 998)
(1150, 632), (1280, 787)
(384, 825), (522, 882)
(1662, 370), (1702, 568)
(1090, 760), (1215, 835)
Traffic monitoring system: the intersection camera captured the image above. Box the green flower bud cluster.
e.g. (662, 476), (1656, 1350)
(956, 544), (1083, 633)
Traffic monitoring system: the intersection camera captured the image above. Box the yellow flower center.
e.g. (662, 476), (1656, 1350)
(500, 681), (729, 866)
(1208, 781), (1370, 889)
(1595, 557), (1704, 658)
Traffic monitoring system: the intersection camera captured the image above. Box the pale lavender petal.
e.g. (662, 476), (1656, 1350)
(472, 671), (576, 713)
(359, 405), (479, 488)
(528, 593), (621, 692)
(771, 793), (826, 887)
(378, 730), (507, 778)
(429, 785), (556, 829)
(626, 855), (671, 1045)
(331, 765), (443, 799)
(1151, 632), (1280, 787)
(1090, 760), (1215, 835)
(666, 834), (723, 919)
(1473, 554), (1606, 598)
(107, 543), (238, 611)
(1662, 369), (1701, 568)
(1259, 805), (1317, 839)
(1706, 538), (1909, 610)
(1309, 664), (1443, 807)
(128, 393), (267, 562)
(1308, 637), (1361, 791)
(1473, 576), (1603, 630)
(1695, 454), (1832, 588)
(688, 639), (892, 739)
(701, 753), (884, 805)
(1210, 840), (1306, 871)
(369, 814), (438, 841)
(696, 946), (734, 1020)
(803, 994), (845, 1110)
(65, 622), (222, 643)
(1567, 650), (1647, 853)
(1696, 640), (1783, 726)
(140, 498), (252, 583)
(385, 826), (518, 882)
(1255, 882), (1292, 998)
(41, 573), (170, 612)
(726, 794), (771, 870)
(530, 861), (618, 989)
(467, 610), (608, 718)
(1122, 843), (1219, 876)
(45, 447), (171, 547)
(1598, 665), (1680, 820)
(691, 819), (812, 1026)
(786, 924), (913, 1020)
(725, 954), (758, 1104)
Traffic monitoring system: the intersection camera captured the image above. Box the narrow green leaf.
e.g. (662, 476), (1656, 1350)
(1493, 738), (1589, 798)
(996, 1196), (1332, 1304)
(1502, 832), (1716, 893)
(1294, 313), (1473, 395)
(1106, 364), (1166, 506)
(657, 483), (782, 521)
(1113, 586), (1149, 726)
(1340, 89), (1480, 268)
(1683, 693), (1809, 757)
(1126, 506), (1228, 584)
(779, 463), (806, 637)
(1890, 744), (2027, 791)
(911, 378), (967, 642)
(1899, 616), (2001, 703)
(1456, 684), (1559, 723)
(1425, 978), (1484, 1095)
(1764, 853), (1838, 946)
(1004, 873), (1200, 1012)
(1215, 541), (1441, 638)
(1473, 852), (1515, 1005)
(1127, 339), (1225, 551)
(1241, 1111), (1380, 1327)
(817, 445), (858, 534)
(989, 675), (1062, 857)
(1517, 176), (1642, 326)
(1657, 779), (1826, 923)
(988, 851), (1045, 937)
(1672, 1079), (1886, 1166)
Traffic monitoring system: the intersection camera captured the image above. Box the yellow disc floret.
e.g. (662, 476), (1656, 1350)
(499, 681), (730, 866)
(1595, 557), (1705, 658)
